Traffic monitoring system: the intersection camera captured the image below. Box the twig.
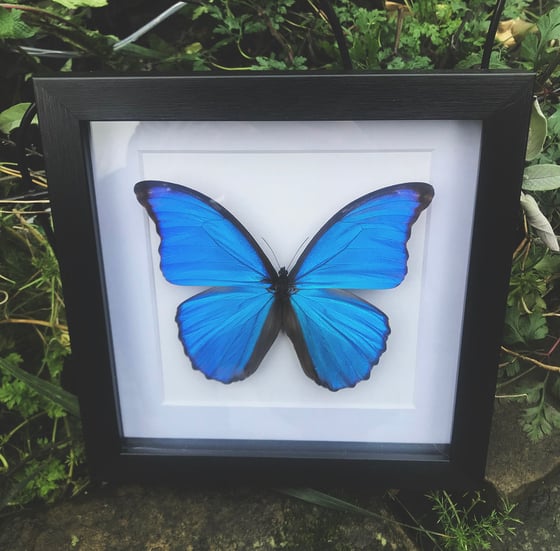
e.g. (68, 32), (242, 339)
(501, 346), (560, 372)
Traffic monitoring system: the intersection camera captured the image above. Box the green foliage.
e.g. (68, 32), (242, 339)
(519, 7), (560, 71)
(0, 189), (86, 512)
(0, 103), (36, 134)
(499, 189), (560, 440)
(0, 7), (36, 39)
(283, 487), (520, 550)
(494, 1), (560, 439)
(427, 491), (520, 551)
(521, 384), (560, 440)
(0, 0), (532, 77)
(496, 8), (560, 434)
(328, 0), (515, 70)
(526, 100), (548, 162)
(523, 164), (560, 191)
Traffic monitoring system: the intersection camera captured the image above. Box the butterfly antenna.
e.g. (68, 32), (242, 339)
(287, 237), (310, 271)
(261, 237), (281, 270)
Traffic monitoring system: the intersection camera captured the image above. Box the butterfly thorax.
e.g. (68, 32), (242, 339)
(270, 267), (296, 300)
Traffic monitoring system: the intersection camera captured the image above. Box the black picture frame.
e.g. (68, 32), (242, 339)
(34, 72), (534, 488)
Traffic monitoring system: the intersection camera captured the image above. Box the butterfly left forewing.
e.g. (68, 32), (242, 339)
(135, 181), (276, 286)
(284, 288), (390, 391)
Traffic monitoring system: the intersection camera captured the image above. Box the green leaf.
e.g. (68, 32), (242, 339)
(537, 7), (560, 43)
(520, 192), (560, 251)
(51, 0), (108, 8)
(520, 33), (538, 64)
(525, 100), (547, 161)
(0, 103), (37, 134)
(0, 355), (80, 417)
(0, 8), (36, 39)
(278, 488), (377, 517)
(504, 308), (548, 345)
(547, 105), (560, 137)
(544, 403), (560, 429)
(522, 164), (560, 191)
(550, 376), (560, 401)
(533, 253), (560, 274)
(522, 402), (560, 441)
(525, 383), (543, 404)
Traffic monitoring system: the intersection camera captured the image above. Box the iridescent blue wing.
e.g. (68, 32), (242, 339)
(286, 183), (433, 390)
(291, 183), (434, 290)
(135, 181), (279, 383)
(176, 286), (280, 383)
(285, 289), (390, 391)
(134, 181), (276, 286)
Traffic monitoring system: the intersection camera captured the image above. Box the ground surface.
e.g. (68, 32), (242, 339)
(0, 400), (559, 550)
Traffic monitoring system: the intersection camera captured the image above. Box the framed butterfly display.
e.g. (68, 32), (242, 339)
(34, 72), (534, 487)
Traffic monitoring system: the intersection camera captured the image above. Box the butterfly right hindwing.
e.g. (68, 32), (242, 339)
(285, 289), (390, 391)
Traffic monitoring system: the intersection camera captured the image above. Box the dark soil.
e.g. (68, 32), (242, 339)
(0, 485), (416, 550)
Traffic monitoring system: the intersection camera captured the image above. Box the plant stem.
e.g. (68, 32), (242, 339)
(501, 346), (560, 372)
(0, 318), (68, 331)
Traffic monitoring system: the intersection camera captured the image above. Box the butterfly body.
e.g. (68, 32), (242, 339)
(135, 180), (434, 391)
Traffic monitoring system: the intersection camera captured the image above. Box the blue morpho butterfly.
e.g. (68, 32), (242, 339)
(134, 181), (434, 392)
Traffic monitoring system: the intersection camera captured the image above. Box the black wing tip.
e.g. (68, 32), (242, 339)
(387, 182), (434, 205)
(410, 182), (435, 206)
(134, 180), (190, 197)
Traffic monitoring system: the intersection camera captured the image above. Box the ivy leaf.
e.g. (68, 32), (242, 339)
(520, 192), (560, 251)
(522, 164), (560, 191)
(526, 99), (547, 161)
(51, 0), (108, 8)
(0, 103), (37, 134)
(0, 8), (36, 39)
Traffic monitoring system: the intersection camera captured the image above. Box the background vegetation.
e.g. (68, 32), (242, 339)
(0, 0), (559, 547)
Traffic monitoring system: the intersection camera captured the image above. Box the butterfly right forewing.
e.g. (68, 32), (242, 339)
(291, 183), (434, 290)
